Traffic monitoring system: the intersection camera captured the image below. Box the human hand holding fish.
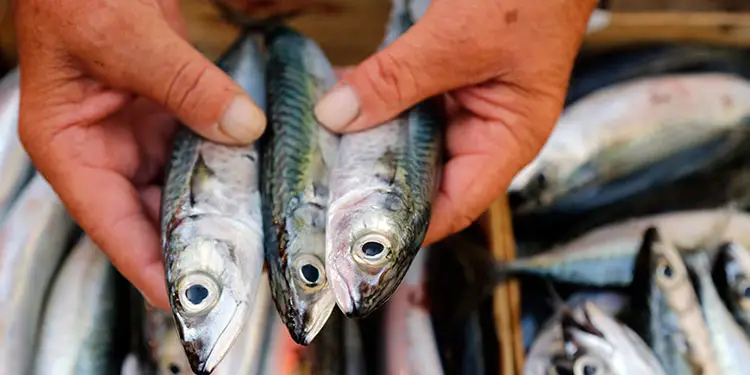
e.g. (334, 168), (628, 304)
(13, 0), (597, 315)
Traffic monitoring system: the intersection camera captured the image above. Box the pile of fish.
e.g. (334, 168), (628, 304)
(502, 38), (750, 375)
(1, 0), (750, 374)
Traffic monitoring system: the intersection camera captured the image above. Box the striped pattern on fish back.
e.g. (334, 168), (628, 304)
(160, 128), (201, 242)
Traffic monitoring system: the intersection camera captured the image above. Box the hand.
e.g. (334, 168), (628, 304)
(14, 0), (266, 309)
(313, 0), (597, 246)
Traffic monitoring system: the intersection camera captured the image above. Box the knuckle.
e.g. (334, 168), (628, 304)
(163, 60), (212, 117)
(360, 51), (416, 107)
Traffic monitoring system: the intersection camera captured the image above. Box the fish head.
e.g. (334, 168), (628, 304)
(167, 234), (251, 374)
(271, 227), (335, 345)
(714, 242), (750, 314)
(326, 189), (417, 317)
(549, 307), (614, 375)
(145, 307), (193, 375)
(633, 227), (692, 313)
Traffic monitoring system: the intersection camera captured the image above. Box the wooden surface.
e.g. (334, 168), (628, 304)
(482, 197), (524, 375)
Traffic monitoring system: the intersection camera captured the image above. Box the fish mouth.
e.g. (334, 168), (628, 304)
(328, 266), (360, 316)
(187, 302), (246, 375)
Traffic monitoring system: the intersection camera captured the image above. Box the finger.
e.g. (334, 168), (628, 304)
(50, 161), (170, 309)
(313, 4), (500, 133)
(66, 3), (265, 145)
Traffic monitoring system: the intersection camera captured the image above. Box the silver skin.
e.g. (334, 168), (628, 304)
(500, 209), (750, 287)
(326, 1), (442, 317)
(261, 25), (338, 345)
(32, 237), (117, 375)
(627, 228), (720, 375)
(160, 33), (265, 374)
(686, 251), (750, 375)
(525, 292), (629, 375)
(0, 69), (33, 224)
(213, 276), (273, 375)
(712, 241), (750, 336)
(0, 174), (77, 374)
(143, 306), (192, 375)
(549, 302), (667, 375)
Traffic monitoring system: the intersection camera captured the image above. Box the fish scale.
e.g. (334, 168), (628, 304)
(160, 32), (266, 374)
(325, 0), (442, 318)
(261, 24), (338, 346)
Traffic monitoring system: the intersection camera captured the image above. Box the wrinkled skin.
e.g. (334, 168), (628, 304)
(15, 0), (597, 308)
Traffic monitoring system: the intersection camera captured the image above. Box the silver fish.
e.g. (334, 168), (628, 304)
(32, 236), (117, 375)
(712, 241), (750, 336)
(143, 305), (192, 375)
(550, 301), (667, 375)
(0, 69), (33, 224)
(525, 292), (629, 375)
(510, 73), (750, 211)
(325, 0), (442, 317)
(686, 251), (750, 374)
(499, 209), (750, 286)
(384, 249), (444, 375)
(160, 32), (266, 373)
(261, 25), (338, 345)
(213, 276), (274, 375)
(626, 228), (719, 375)
(0, 174), (77, 374)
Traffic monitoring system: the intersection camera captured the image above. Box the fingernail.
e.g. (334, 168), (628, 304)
(314, 85), (361, 131)
(218, 96), (266, 143)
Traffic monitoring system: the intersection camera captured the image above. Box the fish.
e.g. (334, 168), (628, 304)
(159, 32), (266, 374)
(260, 25), (338, 345)
(32, 236), (118, 375)
(524, 291), (629, 375)
(325, 0), (443, 317)
(142, 305), (192, 375)
(213, 276), (274, 375)
(624, 227), (719, 375)
(549, 301), (667, 375)
(686, 251), (750, 375)
(0, 174), (78, 374)
(0, 68), (33, 224)
(384, 250), (444, 375)
(498, 209), (750, 287)
(712, 241), (750, 336)
(510, 73), (750, 212)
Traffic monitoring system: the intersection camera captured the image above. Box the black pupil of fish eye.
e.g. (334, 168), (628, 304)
(362, 241), (384, 257)
(186, 284), (209, 305)
(662, 264), (673, 278)
(169, 363), (181, 374)
(583, 365), (597, 375)
(301, 264), (320, 284)
(743, 286), (750, 298)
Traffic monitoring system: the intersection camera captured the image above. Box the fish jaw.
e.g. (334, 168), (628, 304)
(326, 189), (412, 317)
(165, 220), (259, 374)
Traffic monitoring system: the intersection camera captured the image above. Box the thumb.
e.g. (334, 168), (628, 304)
(313, 8), (490, 133)
(77, 12), (265, 145)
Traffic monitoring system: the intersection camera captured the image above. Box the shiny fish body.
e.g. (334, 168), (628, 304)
(143, 306), (192, 375)
(524, 292), (628, 375)
(0, 69), (33, 224)
(326, 1), (442, 317)
(213, 276), (274, 375)
(712, 242), (750, 336)
(551, 302), (667, 375)
(0, 174), (77, 374)
(686, 252), (750, 375)
(627, 228), (719, 375)
(160, 33), (266, 374)
(32, 237), (117, 375)
(500, 209), (750, 286)
(510, 73), (750, 211)
(261, 25), (338, 345)
(384, 250), (444, 375)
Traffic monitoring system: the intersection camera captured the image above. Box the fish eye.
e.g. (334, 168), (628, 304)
(176, 272), (220, 316)
(655, 257), (679, 287)
(294, 254), (326, 291)
(169, 363), (181, 374)
(574, 356), (602, 375)
(352, 233), (392, 266)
